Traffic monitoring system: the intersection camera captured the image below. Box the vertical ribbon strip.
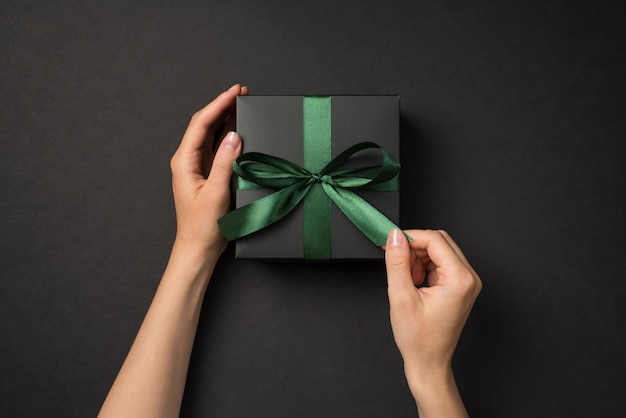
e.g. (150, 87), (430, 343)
(303, 96), (332, 259)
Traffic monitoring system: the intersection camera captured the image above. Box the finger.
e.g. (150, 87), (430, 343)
(405, 230), (468, 279)
(172, 85), (243, 184)
(179, 84), (243, 154)
(385, 228), (416, 293)
(203, 131), (242, 196)
(222, 85), (249, 137)
(407, 230), (481, 297)
(437, 229), (479, 279)
(435, 229), (467, 264)
(210, 86), (249, 173)
(382, 231), (425, 285)
(411, 256), (426, 286)
(438, 230), (483, 296)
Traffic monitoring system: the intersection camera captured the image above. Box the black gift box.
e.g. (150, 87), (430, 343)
(234, 95), (400, 260)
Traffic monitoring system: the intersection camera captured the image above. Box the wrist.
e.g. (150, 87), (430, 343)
(404, 364), (468, 418)
(167, 240), (221, 287)
(405, 362), (453, 396)
(172, 235), (223, 262)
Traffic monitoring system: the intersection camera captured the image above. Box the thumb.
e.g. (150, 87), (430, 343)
(385, 228), (414, 292)
(205, 131), (242, 190)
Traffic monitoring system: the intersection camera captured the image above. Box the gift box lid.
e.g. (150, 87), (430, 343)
(230, 95), (400, 261)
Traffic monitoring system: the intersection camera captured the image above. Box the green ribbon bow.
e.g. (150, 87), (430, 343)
(217, 141), (404, 258)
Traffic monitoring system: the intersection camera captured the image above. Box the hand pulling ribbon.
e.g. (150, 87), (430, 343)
(218, 96), (406, 259)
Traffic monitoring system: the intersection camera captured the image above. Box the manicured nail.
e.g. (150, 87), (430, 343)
(388, 228), (404, 247)
(223, 131), (240, 151)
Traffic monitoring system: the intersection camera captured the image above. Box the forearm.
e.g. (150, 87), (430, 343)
(405, 365), (469, 418)
(99, 242), (218, 418)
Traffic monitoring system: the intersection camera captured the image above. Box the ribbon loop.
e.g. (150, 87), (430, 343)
(218, 141), (404, 250)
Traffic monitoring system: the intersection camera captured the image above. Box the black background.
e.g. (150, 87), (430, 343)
(1, 1), (625, 417)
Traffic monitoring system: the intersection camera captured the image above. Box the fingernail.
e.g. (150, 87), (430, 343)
(228, 83), (240, 91)
(223, 131), (240, 151)
(388, 228), (404, 247)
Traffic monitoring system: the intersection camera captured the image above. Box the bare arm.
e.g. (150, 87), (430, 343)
(384, 229), (482, 417)
(98, 84), (248, 418)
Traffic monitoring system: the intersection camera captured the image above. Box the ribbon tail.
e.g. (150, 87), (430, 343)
(321, 183), (404, 247)
(218, 181), (311, 241)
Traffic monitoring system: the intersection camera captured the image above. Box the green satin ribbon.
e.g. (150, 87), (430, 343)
(217, 141), (403, 258)
(302, 96), (332, 258)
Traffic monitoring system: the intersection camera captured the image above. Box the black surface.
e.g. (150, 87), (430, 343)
(1, 0), (625, 417)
